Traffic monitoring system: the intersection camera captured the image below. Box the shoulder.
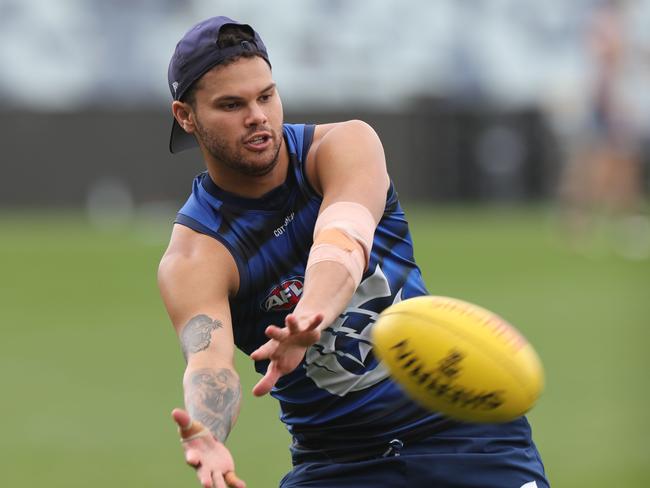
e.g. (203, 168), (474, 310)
(309, 120), (377, 153)
(304, 120), (383, 194)
(158, 224), (239, 299)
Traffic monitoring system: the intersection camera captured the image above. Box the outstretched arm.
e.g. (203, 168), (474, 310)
(251, 120), (390, 395)
(159, 225), (244, 488)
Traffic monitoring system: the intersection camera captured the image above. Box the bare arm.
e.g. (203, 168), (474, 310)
(158, 224), (244, 486)
(180, 316), (241, 442)
(297, 119), (390, 324)
(251, 120), (390, 395)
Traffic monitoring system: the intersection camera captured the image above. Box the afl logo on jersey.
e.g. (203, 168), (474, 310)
(262, 277), (304, 312)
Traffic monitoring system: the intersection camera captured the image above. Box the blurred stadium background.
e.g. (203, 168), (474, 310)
(1, 0), (649, 486)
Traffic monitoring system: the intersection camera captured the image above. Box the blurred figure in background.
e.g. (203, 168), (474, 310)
(560, 0), (649, 256)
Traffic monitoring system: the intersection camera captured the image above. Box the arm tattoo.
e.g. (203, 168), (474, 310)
(186, 368), (241, 442)
(180, 314), (223, 362)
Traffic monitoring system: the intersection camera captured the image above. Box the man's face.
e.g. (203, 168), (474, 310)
(189, 56), (284, 177)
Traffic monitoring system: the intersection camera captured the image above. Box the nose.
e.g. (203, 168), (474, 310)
(245, 102), (267, 127)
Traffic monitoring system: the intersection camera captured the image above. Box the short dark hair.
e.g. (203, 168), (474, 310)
(180, 24), (266, 107)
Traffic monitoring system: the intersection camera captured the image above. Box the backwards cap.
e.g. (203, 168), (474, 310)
(167, 16), (270, 153)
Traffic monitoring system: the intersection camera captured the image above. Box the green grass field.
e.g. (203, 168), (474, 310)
(1, 206), (648, 487)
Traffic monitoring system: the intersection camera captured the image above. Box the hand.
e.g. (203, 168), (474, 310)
(172, 408), (246, 488)
(250, 312), (324, 396)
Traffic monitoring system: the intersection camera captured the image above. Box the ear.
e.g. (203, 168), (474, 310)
(171, 101), (196, 134)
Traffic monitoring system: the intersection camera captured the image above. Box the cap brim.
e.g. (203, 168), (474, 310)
(169, 118), (198, 153)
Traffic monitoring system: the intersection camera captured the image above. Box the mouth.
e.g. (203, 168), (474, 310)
(243, 132), (273, 151)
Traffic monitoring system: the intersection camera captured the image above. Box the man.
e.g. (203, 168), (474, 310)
(158, 16), (549, 488)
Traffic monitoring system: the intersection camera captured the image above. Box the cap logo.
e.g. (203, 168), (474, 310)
(172, 81), (179, 93)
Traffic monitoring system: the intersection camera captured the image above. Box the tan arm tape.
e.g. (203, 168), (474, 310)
(313, 201), (376, 263)
(306, 202), (377, 284)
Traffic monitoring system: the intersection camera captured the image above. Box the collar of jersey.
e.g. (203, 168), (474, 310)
(199, 168), (293, 211)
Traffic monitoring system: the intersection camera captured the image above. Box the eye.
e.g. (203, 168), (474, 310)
(259, 93), (272, 102)
(221, 102), (240, 111)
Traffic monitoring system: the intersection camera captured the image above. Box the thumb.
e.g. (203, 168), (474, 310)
(171, 408), (191, 430)
(171, 408), (207, 439)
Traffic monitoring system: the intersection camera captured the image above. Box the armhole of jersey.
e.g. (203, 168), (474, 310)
(296, 124), (320, 200)
(385, 180), (397, 211)
(174, 213), (250, 297)
(301, 124), (315, 162)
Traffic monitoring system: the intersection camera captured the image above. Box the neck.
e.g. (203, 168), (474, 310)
(204, 140), (290, 199)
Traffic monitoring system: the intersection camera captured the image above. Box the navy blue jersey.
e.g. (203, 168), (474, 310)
(175, 123), (483, 454)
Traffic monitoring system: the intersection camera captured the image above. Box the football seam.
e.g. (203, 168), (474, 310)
(377, 310), (538, 408)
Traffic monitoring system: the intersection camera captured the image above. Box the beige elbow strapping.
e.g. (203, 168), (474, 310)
(306, 202), (376, 285)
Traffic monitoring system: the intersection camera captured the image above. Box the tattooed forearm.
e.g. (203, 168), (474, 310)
(180, 314), (223, 362)
(185, 367), (241, 442)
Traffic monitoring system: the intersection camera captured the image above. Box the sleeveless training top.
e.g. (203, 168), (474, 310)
(175, 123), (455, 455)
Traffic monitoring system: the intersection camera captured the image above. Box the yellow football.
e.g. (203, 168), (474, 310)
(372, 296), (544, 423)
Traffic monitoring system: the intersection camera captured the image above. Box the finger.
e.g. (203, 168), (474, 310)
(172, 408), (207, 438)
(265, 325), (288, 341)
(250, 338), (278, 361)
(212, 471), (227, 488)
(225, 471), (246, 488)
(306, 313), (324, 330)
(286, 313), (324, 332)
(198, 468), (216, 488)
(171, 408), (192, 430)
(173, 413), (208, 441)
(285, 314), (300, 333)
(252, 364), (282, 397)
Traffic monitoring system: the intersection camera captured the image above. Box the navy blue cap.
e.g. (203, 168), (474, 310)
(168, 16), (271, 153)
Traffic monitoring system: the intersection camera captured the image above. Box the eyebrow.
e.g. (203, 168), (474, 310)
(215, 83), (276, 103)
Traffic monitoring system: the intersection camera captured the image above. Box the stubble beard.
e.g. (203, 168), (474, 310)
(195, 120), (283, 177)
